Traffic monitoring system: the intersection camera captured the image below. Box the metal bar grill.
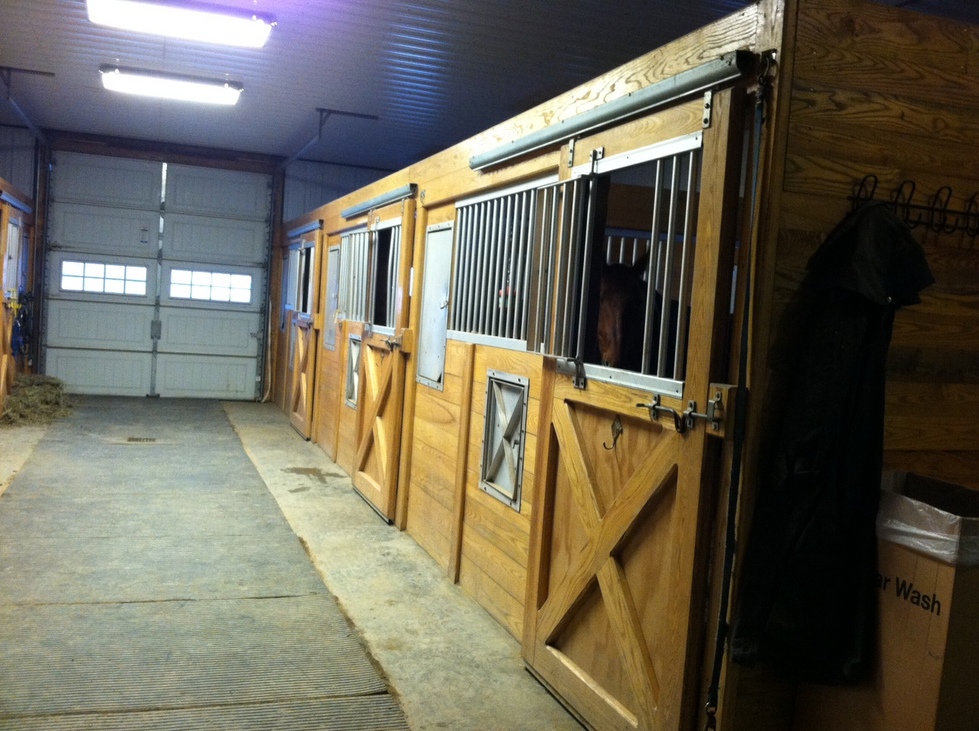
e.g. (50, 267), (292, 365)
(450, 187), (538, 341)
(673, 149), (700, 379)
(527, 178), (584, 357)
(531, 139), (701, 384)
(339, 230), (369, 322)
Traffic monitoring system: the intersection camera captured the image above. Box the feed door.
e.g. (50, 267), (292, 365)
(524, 91), (744, 731)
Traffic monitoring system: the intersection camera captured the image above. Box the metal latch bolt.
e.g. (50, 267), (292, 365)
(637, 387), (729, 435)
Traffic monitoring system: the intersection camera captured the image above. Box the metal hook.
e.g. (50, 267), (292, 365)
(603, 415), (623, 450)
(893, 180), (920, 228)
(927, 186), (954, 234)
(851, 174), (878, 208)
(965, 194), (979, 237)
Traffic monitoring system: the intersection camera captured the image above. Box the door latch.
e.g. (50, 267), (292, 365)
(637, 384), (735, 436)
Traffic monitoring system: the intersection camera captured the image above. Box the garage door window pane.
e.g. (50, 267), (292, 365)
(170, 268), (252, 304)
(60, 260), (147, 297)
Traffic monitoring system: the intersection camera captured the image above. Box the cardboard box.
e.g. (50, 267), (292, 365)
(794, 472), (979, 731)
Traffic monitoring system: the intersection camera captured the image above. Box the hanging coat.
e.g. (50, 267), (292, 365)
(731, 202), (934, 685)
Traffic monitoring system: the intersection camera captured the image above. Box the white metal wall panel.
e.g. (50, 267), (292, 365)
(48, 203), (159, 257)
(155, 354), (257, 399)
(0, 126), (36, 196)
(51, 152), (161, 209)
(163, 213), (267, 266)
(45, 349), (152, 396)
(165, 165), (270, 220)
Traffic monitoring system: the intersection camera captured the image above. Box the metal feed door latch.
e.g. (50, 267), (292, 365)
(637, 384), (736, 437)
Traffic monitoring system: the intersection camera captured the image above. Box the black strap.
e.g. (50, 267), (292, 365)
(703, 56), (771, 731)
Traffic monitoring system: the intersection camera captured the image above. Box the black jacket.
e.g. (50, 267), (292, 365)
(731, 202), (934, 684)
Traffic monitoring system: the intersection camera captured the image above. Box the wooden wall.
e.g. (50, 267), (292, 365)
(774, 0), (979, 489)
(0, 178), (35, 417)
(266, 0), (979, 726)
(728, 0), (979, 728)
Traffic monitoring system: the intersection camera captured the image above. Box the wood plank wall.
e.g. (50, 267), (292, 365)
(730, 1), (979, 729)
(778, 0), (979, 487)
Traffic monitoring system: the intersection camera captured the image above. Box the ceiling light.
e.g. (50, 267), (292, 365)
(86, 0), (275, 48)
(99, 65), (243, 105)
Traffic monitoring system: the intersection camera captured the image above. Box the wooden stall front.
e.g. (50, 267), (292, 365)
(273, 1), (979, 729)
(0, 178), (36, 416)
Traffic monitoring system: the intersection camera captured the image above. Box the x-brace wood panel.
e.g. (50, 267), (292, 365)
(289, 318), (315, 438)
(353, 335), (401, 519)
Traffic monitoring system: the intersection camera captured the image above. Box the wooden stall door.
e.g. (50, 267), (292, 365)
(523, 90), (743, 731)
(288, 314), (317, 438)
(352, 329), (410, 520)
(352, 199), (416, 521)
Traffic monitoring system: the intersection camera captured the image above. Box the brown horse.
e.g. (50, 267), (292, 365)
(597, 261), (650, 371)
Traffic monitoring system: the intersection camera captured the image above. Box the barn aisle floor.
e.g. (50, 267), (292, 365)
(0, 398), (582, 731)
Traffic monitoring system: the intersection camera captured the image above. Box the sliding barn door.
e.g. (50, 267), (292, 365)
(524, 90), (744, 731)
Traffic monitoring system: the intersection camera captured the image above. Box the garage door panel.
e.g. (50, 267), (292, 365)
(46, 349), (152, 396)
(155, 354), (257, 399)
(158, 307), (260, 357)
(45, 154), (269, 401)
(49, 203), (159, 258)
(46, 300), (154, 351)
(52, 153), (161, 209)
(165, 165), (270, 220)
(163, 213), (267, 266)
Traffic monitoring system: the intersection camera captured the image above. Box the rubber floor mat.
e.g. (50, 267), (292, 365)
(0, 397), (408, 730)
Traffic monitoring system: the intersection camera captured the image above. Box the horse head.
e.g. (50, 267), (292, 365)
(597, 259), (649, 370)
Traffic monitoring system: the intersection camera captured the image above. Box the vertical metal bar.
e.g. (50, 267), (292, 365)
(449, 215), (464, 331)
(493, 196), (508, 337)
(479, 201), (494, 334)
(511, 191), (529, 340)
(360, 231), (371, 322)
(489, 196), (504, 336)
(642, 159), (664, 374)
(500, 194), (515, 337)
(455, 206), (471, 331)
(561, 179), (582, 358)
(388, 226), (400, 327)
(338, 235), (348, 316)
(657, 155), (681, 376)
(505, 194), (518, 339)
(674, 149), (699, 380)
(556, 182), (574, 356)
(532, 187), (552, 352)
(467, 203), (482, 333)
(575, 178), (598, 363)
(543, 184), (561, 353)
(490, 196), (508, 337)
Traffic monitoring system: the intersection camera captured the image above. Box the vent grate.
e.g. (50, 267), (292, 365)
(126, 437), (157, 443)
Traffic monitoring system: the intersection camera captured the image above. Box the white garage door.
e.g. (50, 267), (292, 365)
(44, 152), (270, 399)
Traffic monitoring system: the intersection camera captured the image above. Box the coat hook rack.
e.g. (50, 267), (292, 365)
(849, 174), (979, 237)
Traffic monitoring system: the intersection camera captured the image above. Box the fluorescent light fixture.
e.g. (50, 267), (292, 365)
(87, 0), (275, 48)
(99, 65), (243, 105)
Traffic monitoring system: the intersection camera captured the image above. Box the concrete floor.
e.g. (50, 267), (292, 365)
(0, 401), (582, 731)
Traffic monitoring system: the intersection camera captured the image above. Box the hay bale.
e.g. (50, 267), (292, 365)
(0, 374), (73, 426)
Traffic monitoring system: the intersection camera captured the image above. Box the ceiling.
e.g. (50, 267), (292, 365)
(1, 0), (977, 173)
